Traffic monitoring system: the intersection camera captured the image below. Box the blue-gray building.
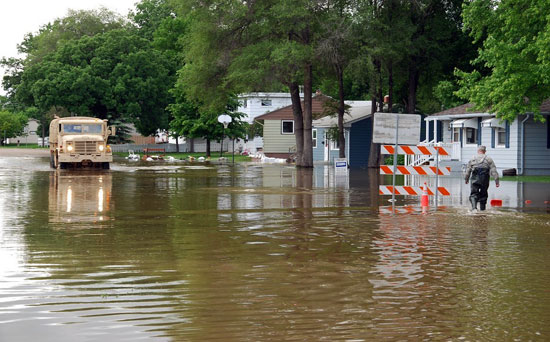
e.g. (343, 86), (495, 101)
(312, 101), (372, 168)
(422, 103), (550, 175)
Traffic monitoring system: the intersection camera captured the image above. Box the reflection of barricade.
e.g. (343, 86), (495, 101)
(378, 185), (450, 196)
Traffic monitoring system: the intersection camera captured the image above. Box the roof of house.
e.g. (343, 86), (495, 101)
(237, 92), (296, 99)
(254, 94), (334, 121)
(312, 102), (372, 128)
(254, 96), (372, 122)
(431, 100), (550, 118)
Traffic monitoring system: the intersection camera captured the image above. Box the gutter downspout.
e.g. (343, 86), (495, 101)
(519, 114), (530, 175)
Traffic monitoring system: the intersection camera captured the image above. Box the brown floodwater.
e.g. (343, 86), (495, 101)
(1, 155), (550, 341)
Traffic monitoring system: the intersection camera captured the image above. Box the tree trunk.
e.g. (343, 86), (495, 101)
(368, 96), (381, 168)
(189, 138), (194, 153)
(175, 135), (179, 153)
(337, 65), (346, 158)
(289, 82), (304, 166)
(407, 58), (419, 114)
(301, 63), (314, 168)
(206, 139), (211, 157)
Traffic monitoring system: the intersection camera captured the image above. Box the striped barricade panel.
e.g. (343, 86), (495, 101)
(381, 145), (450, 156)
(379, 185), (451, 196)
(380, 165), (451, 176)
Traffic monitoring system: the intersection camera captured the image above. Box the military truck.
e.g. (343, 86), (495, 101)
(49, 117), (115, 169)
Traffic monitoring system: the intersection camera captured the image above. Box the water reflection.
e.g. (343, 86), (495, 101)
(48, 171), (112, 225)
(1, 161), (549, 341)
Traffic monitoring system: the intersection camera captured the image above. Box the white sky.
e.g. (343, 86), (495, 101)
(0, 0), (138, 95)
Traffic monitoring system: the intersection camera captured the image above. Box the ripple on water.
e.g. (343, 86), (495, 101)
(1, 161), (550, 341)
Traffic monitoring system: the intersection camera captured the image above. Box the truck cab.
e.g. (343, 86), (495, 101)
(49, 117), (115, 169)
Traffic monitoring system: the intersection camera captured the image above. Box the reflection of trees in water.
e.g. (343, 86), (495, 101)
(295, 168), (313, 220)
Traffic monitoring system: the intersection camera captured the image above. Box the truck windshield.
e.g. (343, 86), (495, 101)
(63, 124), (102, 134)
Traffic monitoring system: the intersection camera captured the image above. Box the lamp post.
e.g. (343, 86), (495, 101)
(217, 115), (232, 160)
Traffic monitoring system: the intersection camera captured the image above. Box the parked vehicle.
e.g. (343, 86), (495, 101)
(49, 117), (115, 169)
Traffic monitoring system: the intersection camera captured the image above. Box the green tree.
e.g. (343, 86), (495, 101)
(0, 111), (27, 145)
(316, 0), (359, 158)
(179, 0), (326, 167)
(169, 89), (248, 157)
(20, 8), (127, 66)
(15, 29), (174, 136)
(456, 0), (550, 121)
(130, 0), (173, 40)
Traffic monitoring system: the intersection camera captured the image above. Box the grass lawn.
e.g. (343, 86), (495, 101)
(114, 151), (252, 162)
(501, 175), (550, 183)
(0, 144), (48, 149)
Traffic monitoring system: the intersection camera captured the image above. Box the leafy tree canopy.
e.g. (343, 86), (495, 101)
(0, 110), (27, 144)
(456, 0), (550, 121)
(19, 8), (127, 65)
(16, 29), (174, 136)
(169, 82), (248, 145)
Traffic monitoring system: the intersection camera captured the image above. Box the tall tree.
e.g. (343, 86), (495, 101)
(456, 0), (550, 121)
(179, 0), (324, 167)
(316, 0), (358, 158)
(15, 29), (173, 136)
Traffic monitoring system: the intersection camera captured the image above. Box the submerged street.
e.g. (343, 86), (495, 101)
(1, 154), (550, 341)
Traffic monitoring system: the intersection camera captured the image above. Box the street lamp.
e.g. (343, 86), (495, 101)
(217, 114), (232, 160)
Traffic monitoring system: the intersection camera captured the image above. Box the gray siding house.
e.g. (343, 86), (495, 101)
(421, 103), (550, 175)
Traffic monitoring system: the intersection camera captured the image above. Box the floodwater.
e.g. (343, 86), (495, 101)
(1, 155), (550, 341)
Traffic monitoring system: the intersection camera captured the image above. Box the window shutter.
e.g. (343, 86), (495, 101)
(477, 117), (482, 145)
(460, 128), (463, 148)
(505, 121), (510, 148)
(491, 128), (495, 148)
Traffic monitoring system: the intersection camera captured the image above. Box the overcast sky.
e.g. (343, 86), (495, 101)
(0, 0), (138, 95)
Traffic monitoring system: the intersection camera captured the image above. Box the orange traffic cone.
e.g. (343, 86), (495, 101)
(421, 182), (429, 214)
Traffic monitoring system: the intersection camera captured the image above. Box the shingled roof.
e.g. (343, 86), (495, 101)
(432, 100), (550, 117)
(254, 94), (333, 121)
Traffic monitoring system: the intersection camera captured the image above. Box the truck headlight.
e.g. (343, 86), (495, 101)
(67, 145), (74, 152)
(98, 144), (105, 152)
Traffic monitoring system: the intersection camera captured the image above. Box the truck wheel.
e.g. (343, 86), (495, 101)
(102, 162), (110, 170)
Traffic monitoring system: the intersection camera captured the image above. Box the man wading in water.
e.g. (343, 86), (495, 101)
(464, 145), (500, 211)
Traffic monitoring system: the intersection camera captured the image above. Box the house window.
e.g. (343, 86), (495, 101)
(452, 128), (460, 143)
(281, 120), (294, 134)
(242, 99), (247, 108)
(496, 127), (506, 146)
(330, 138), (339, 150)
(261, 99), (272, 106)
(312, 129), (317, 148)
(465, 127), (478, 144)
